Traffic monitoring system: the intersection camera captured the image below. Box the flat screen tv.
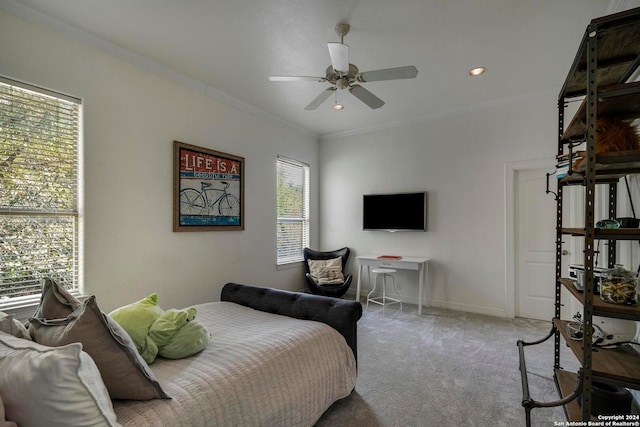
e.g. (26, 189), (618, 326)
(363, 192), (427, 232)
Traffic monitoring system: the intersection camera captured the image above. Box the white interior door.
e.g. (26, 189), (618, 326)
(515, 168), (560, 320)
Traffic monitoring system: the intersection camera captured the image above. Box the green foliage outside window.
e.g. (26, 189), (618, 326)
(0, 80), (80, 303)
(276, 157), (309, 265)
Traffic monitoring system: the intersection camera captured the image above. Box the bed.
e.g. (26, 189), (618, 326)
(0, 282), (362, 427)
(115, 282), (362, 426)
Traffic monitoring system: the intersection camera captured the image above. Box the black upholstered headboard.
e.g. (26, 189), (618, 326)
(220, 283), (362, 362)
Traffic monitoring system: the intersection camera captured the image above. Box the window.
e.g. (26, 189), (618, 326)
(276, 156), (309, 265)
(0, 77), (81, 308)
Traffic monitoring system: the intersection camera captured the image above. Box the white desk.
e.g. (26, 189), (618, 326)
(355, 255), (430, 315)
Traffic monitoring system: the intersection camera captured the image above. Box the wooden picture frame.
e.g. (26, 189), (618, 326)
(173, 141), (244, 231)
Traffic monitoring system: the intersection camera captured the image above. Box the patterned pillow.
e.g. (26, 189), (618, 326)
(308, 257), (345, 285)
(29, 293), (169, 400)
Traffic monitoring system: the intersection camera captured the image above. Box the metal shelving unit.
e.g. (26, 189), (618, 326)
(517, 7), (640, 425)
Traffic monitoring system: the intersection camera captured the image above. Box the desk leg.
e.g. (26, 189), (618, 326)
(418, 263), (426, 315)
(356, 264), (363, 303)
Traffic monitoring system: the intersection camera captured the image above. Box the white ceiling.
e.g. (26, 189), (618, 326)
(4, 0), (633, 138)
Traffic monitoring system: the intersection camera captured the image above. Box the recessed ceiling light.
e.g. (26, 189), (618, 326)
(469, 67), (486, 76)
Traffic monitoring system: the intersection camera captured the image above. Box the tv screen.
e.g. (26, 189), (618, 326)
(363, 192), (427, 231)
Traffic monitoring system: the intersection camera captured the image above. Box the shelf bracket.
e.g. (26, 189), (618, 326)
(546, 172), (559, 201)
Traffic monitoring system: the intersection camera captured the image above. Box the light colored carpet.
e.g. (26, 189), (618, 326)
(315, 303), (580, 427)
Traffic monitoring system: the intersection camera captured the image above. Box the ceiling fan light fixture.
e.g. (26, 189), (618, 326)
(469, 67), (486, 76)
(328, 42), (349, 73)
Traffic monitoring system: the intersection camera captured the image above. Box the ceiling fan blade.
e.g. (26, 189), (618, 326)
(327, 42), (349, 73)
(269, 76), (325, 82)
(357, 66), (418, 82)
(349, 85), (385, 109)
(305, 87), (336, 110)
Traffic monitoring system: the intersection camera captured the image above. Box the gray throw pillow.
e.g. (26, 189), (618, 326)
(32, 277), (81, 319)
(29, 295), (169, 400)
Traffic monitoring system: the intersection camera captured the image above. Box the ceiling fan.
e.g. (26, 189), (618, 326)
(268, 23), (418, 110)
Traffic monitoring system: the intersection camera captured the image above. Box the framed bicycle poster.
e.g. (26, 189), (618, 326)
(173, 141), (244, 231)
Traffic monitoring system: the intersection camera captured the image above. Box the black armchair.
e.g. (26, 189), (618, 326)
(303, 247), (353, 298)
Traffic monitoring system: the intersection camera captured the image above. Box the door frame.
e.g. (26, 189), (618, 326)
(505, 158), (556, 318)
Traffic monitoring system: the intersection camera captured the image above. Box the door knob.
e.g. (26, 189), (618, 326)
(562, 250), (569, 255)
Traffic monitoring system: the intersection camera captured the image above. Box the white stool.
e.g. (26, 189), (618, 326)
(366, 268), (402, 312)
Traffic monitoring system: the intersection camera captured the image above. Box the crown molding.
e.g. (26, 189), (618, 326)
(0, 0), (317, 140)
(606, 0), (640, 14)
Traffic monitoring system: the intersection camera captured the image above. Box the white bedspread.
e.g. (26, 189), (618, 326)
(113, 301), (356, 427)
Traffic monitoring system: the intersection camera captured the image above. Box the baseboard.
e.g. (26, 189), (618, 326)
(345, 289), (507, 318)
(427, 299), (507, 318)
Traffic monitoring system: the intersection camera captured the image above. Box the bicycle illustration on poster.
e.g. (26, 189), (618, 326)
(173, 141), (244, 231)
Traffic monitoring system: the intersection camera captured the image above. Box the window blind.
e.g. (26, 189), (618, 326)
(276, 156), (309, 265)
(0, 77), (81, 308)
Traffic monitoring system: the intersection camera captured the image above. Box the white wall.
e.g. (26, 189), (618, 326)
(5, 4), (637, 320)
(0, 10), (319, 312)
(319, 92), (559, 317)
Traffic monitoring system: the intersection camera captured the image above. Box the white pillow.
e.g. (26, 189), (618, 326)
(0, 331), (120, 427)
(0, 312), (30, 340)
